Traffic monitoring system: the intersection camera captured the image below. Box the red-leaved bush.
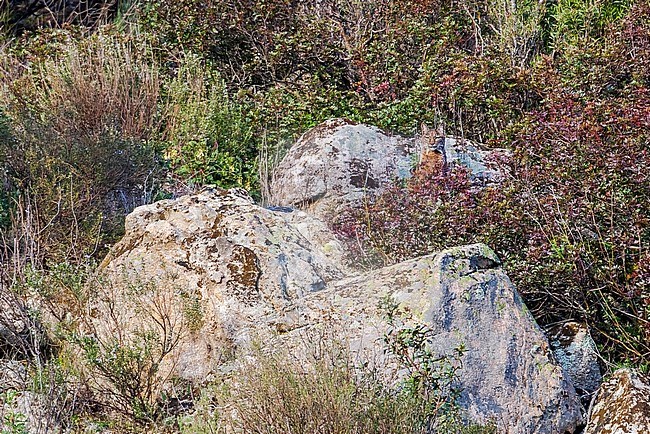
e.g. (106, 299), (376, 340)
(335, 4), (650, 365)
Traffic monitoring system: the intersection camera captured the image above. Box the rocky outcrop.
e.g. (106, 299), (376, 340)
(269, 119), (509, 218)
(585, 369), (650, 434)
(95, 187), (351, 381)
(92, 188), (582, 433)
(289, 244), (583, 433)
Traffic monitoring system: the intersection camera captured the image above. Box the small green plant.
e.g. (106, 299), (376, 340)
(545, 0), (631, 49)
(1, 391), (28, 434)
(379, 296), (489, 433)
(161, 55), (258, 192)
(78, 332), (163, 421)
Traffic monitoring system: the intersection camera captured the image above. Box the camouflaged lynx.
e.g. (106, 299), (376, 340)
(418, 124), (447, 175)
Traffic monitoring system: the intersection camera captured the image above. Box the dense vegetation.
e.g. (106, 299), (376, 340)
(0, 0), (648, 430)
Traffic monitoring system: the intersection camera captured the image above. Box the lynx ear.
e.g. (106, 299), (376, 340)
(420, 123), (445, 138)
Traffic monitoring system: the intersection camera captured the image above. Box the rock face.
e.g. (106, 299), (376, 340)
(548, 322), (602, 403)
(95, 187), (350, 380)
(585, 369), (650, 434)
(269, 119), (508, 218)
(94, 188), (582, 433)
(290, 244), (582, 434)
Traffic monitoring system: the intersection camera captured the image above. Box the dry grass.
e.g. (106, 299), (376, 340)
(215, 351), (430, 434)
(23, 32), (159, 141)
(199, 332), (495, 434)
(0, 30), (163, 268)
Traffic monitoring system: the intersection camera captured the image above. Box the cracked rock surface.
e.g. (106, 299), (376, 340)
(95, 188), (351, 381)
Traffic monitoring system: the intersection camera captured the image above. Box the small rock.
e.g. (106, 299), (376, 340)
(440, 136), (510, 185)
(547, 321), (602, 404)
(585, 368), (650, 434)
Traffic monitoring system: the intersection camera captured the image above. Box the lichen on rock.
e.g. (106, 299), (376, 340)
(585, 368), (650, 434)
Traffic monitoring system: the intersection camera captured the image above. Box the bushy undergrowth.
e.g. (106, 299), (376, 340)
(2, 265), (495, 433)
(334, 3), (650, 366)
(1, 31), (164, 268)
(161, 55), (258, 192)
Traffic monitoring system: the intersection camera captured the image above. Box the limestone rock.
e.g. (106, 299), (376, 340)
(288, 244), (582, 434)
(269, 119), (509, 219)
(93, 190), (582, 433)
(548, 321), (602, 403)
(269, 118), (417, 217)
(94, 187), (351, 381)
(585, 368), (650, 434)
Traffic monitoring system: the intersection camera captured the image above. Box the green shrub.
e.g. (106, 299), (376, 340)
(160, 55), (258, 192)
(545, 0), (632, 49)
(1, 0), (119, 34)
(1, 390), (29, 434)
(0, 110), (15, 231)
(141, 0), (453, 93)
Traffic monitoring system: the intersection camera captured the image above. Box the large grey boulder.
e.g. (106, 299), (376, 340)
(585, 369), (650, 434)
(89, 189), (582, 433)
(288, 244), (582, 433)
(95, 188), (351, 381)
(269, 118), (417, 217)
(269, 119), (509, 219)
